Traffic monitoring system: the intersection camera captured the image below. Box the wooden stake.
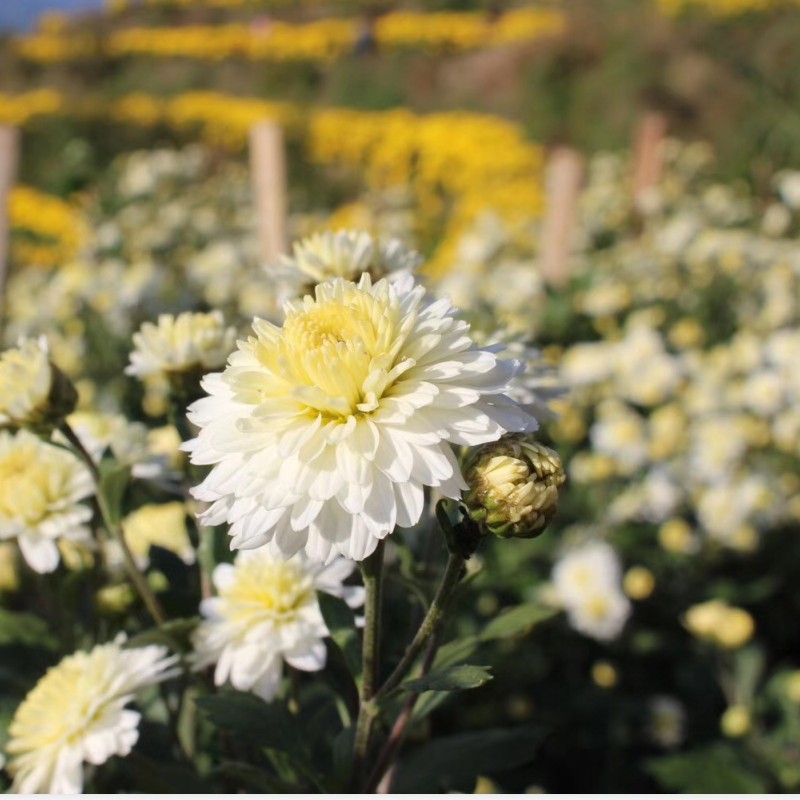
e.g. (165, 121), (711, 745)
(249, 120), (288, 266)
(539, 145), (584, 289)
(632, 112), (667, 211)
(0, 126), (20, 323)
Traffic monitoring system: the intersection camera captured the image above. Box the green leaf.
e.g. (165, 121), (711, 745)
(120, 753), (210, 793)
(479, 604), (557, 641)
(318, 593), (361, 678)
(126, 616), (199, 652)
(196, 692), (301, 750)
(433, 635), (481, 670)
(393, 725), (543, 793)
(99, 462), (132, 526)
(212, 761), (296, 793)
(402, 664), (492, 694)
(647, 744), (769, 793)
(0, 609), (56, 649)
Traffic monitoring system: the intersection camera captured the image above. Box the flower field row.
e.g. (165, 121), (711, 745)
(8, 186), (88, 267)
(14, 8), (565, 64)
(1, 90), (545, 274)
(659, 0), (800, 14)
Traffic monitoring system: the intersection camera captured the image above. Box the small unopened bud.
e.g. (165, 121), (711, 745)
(721, 705), (751, 738)
(684, 599), (755, 650)
(0, 338), (77, 434)
(96, 583), (136, 616)
(463, 435), (565, 539)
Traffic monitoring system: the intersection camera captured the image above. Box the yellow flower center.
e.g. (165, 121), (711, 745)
(222, 558), (315, 624)
(243, 281), (416, 422)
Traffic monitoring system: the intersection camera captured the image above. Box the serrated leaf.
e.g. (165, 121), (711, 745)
(0, 609), (56, 649)
(647, 744), (769, 793)
(126, 616), (199, 652)
(402, 664), (492, 694)
(393, 725), (543, 793)
(318, 593), (361, 678)
(479, 604), (557, 641)
(99, 462), (132, 526)
(195, 691), (302, 752)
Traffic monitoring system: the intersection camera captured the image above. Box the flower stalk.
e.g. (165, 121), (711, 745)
(60, 421), (167, 626)
(352, 539), (386, 785)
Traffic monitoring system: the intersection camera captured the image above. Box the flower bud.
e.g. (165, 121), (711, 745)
(463, 435), (565, 539)
(684, 599), (755, 650)
(624, 566), (655, 600)
(721, 705), (751, 738)
(0, 339), (77, 434)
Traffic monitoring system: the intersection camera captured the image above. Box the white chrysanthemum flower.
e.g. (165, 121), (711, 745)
(193, 549), (363, 700)
(0, 338), (51, 429)
(126, 311), (237, 379)
(552, 540), (631, 641)
(185, 274), (537, 562)
(56, 411), (170, 480)
(0, 337), (75, 432)
(0, 430), (94, 573)
(272, 230), (421, 302)
(5, 636), (177, 795)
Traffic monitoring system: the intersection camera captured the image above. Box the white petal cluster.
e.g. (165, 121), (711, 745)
(5, 636), (177, 794)
(193, 550), (362, 700)
(272, 229), (421, 302)
(185, 274), (537, 562)
(126, 310), (237, 379)
(552, 540), (631, 641)
(0, 429), (94, 573)
(0, 337), (53, 429)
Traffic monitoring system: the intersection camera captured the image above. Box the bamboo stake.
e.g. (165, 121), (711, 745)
(539, 145), (584, 289)
(632, 111), (667, 212)
(0, 126), (20, 325)
(249, 120), (288, 266)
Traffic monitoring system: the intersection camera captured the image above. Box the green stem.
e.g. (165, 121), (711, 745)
(352, 539), (386, 787)
(364, 633), (440, 793)
(61, 422), (167, 626)
(373, 552), (464, 703)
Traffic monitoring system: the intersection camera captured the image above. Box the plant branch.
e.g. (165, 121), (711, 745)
(351, 539), (386, 786)
(61, 421), (167, 626)
(373, 551), (464, 703)
(365, 634), (440, 794)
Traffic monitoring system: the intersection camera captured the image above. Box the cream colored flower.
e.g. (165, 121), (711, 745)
(552, 540), (631, 641)
(193, 549), (363, 700)
(273, 230), (421, 301)
(185, 274), (537, 562)
(126, 311), (237, 379)
(0, 430), (93, 573)
(5, 636), (177, 794)
(0, 337), (76, 432)
(120, 502), (194, 568)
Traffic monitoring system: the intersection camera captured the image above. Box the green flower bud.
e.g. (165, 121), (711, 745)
(463, 435), (565, 539)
